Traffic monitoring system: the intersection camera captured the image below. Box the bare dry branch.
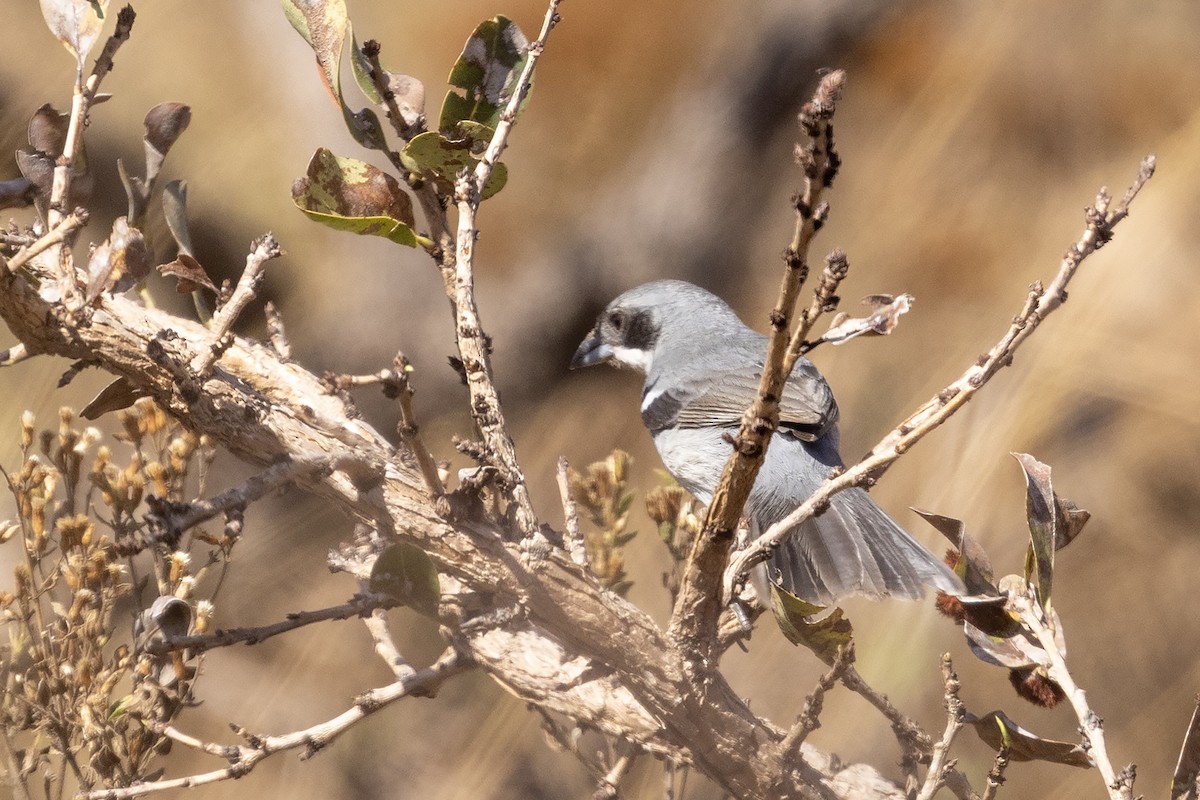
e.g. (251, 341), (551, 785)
(780, 641), (856, 763)
(449, 0), (563, 540)
(263, 300), (291, 359)
(47, 6), (136, 230)
(82, 648), (471, 800)
(1009, 587), (1134, 800)
(144, 592), (398, 656)
(667, 68), (846, 662)
(557, 456), (588, 567)
(0, 342), (31, 367)
(392, 353), (446, 498)
(724, 156), (1156, 599)
(192, 234), (282, 375)
(916, 655), (966, 800)
(3, 209), (88, 275)
(980, 746), (1011, 800)
(363, 610), (419, 680)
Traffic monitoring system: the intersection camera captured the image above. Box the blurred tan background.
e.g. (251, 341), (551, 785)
(2, 0), (1200, 797)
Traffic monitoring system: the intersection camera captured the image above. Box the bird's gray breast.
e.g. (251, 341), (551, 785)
(650, 426), (838, 525)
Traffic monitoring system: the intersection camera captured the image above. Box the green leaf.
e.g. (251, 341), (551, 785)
(966, 710), (1092, 767)
(399, 131), (508, 199)
(369, 541), (440, 616)
(291, 148), (429, 248)
(770, 585), (853, 666)
(438, 15), (531, 141)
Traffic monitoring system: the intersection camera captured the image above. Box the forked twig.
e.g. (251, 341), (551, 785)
(915, 655), (966, 800)
(1009, 588), (1133, 799)
(82, 648), (472, 800)
(450, 0), (563, 540)
(667, 70), (847, 658)
(724, 156), (1156, 600)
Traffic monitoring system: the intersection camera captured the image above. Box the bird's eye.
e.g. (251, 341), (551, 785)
(607, 310), (625, 331)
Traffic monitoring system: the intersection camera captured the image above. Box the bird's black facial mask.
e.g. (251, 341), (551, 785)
(570, 307), (659, 371)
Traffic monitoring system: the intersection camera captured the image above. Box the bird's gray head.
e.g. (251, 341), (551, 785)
(570, 280), (744, 375)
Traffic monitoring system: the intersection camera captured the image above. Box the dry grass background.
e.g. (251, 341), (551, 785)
(2, 1), (1199, 798)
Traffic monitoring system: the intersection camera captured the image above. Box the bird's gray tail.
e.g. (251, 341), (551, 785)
(763, 487), (963, 606)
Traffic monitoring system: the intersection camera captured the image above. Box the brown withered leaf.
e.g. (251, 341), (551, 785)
(86, 217), (150, 301)
(27, 103), (69, 155)
(144, 102), (192, 156)
(158, 254), (217, 295)
(81, 377), (148, 420)
(143, 102), (192, 182)
(913, 507), (997, 596)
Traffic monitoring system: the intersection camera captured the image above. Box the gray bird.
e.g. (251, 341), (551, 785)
(571, 280), (961, 606)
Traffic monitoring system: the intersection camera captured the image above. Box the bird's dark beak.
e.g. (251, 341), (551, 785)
(570, 328), (614, 369)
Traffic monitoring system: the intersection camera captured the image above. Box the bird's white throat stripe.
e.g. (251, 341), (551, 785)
(611, 344), (653, 373)
(641, 386), (665, 414)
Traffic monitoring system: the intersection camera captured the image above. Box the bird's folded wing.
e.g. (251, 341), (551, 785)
(643, 360), (837, 440)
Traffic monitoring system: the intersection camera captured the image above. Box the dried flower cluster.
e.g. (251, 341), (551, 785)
(0, 400), (226, 797)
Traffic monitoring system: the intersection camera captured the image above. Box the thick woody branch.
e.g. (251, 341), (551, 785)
(667, 69), (846, 659)
(723, 156), (1156, 598)
(0, 258), (862, 798)
(449, 1), (562, 540)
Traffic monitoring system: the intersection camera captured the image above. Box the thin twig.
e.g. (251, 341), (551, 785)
(143, 593), (398, 656)
(786, 248), (850, 366)
(556, 456), (587, 567)
(1009, 588), (1133, 800)
(916, 655), (965, 800)
(192, 234), (282, 375)
(666, 70), (845, 659)
(780, 641), (855, 762)
(362, 609), (417, 680)
(263, 301), (291, 359)
(84, 648), (471, 800)
(841, 664), (931, 793)
(980, 746), (1010, 800)
(150, 457), (317, 537)
(724, 156), (1156, 599)
(392, 353), (446, 498)
(594, 741), (637, 800)
(0, 342), (31, 367)
(47, 6), (136, 228)
(450, 0), (562, 539)
(3, 209), (89, 275)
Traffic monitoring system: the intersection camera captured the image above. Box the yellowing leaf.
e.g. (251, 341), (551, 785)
(40, 0), (109, 66)
(292, 148), (429, 248)
(770, 585), (853, 665)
